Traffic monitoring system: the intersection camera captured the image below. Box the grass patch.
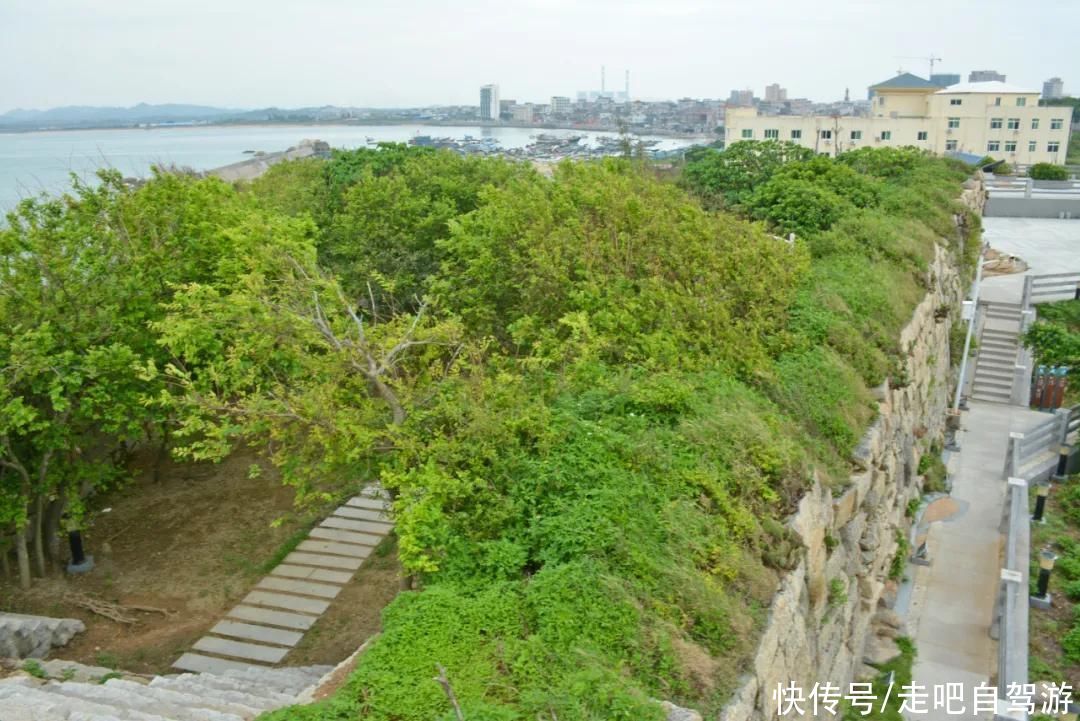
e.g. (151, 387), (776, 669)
(889, 531), (910, 582)
(1030, 473), (1080, 686)
(841, 637), (916, 721)
(918, 445), (948, 494)
(828, 578), (849, 607)
(21, 659), (47, 679)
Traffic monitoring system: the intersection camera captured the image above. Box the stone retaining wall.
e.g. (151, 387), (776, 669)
(719, 227), (969, 721)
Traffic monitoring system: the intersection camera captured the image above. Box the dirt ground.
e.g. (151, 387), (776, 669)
(0, 449), (401, 674)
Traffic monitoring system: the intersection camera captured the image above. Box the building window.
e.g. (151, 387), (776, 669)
(987, 141), (1000, 152)
(1029, 140), (1037, 152)
(1051, 118), (1064, 130)
(1049, 141), (1061, 153)
(1016, 97), (1027, 106)
(741, 128), (753, 139)
(990, 118), (1003, 129)
(950, 98), (962, 105)
(994, 97), (1002, 106)
(791, 129), (802, 139)
(878, 96), (886, 106)
(820, 130), (833, 139)
(947, 117), (960, 128)
(1007, 118), (1020, 130)
(850, 130), (862, 140)
(1032, 118), (1040, 130)
(1005, 141), (1017, 152)
(880, 130), (891, 140)
(946, 140), (958, 151)
(917, 131), (928, 140)
(764, 128), (779, 139)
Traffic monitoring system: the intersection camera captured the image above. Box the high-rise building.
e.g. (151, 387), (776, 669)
(1042, 77), (1065, 99)
(969, 70), (1006, 83)
(728, 89), (754, 106)
(930, 73), (961, 88)
(765, 84), (788, 103)
(480, 84), (500, 121)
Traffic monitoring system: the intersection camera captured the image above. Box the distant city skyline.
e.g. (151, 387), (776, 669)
(2, 0), (1077, 114)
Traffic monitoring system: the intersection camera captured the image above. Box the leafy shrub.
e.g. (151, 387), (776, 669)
(745, 177), (850, 236)
(1029, 163), (1070, 181)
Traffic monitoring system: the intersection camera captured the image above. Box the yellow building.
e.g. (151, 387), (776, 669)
(724, 73), (1072, 166)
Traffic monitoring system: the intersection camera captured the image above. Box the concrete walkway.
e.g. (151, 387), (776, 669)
(907, 216), (1078, 719)
(173, 485), (393, 675)
(908, 402), (1046, 720)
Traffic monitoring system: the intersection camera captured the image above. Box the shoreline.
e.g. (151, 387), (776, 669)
(0, 119), (715, 141)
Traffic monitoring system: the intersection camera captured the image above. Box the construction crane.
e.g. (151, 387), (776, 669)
(895, 55), (943, 78)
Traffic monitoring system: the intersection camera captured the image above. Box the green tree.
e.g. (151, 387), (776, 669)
(0, 176), (153, 587)
(682, 140), (814, 206)
(152, 228), (465, 513)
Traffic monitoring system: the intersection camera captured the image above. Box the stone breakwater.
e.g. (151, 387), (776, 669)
(719, 197), (981, 721)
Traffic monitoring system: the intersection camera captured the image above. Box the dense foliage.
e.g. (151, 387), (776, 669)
(1029, 163), (1071, 181)
(1, 142), (976, 717)
(1024, 299), (1080, 369)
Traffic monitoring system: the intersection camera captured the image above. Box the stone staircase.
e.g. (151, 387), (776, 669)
(0, 659), (331, 721)
(971, 302), (1023, 404)
(173, 485), (393, 675)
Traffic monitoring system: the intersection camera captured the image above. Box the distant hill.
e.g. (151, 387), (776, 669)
(0, 103), (377, 130)
(0, 103), (237, 129)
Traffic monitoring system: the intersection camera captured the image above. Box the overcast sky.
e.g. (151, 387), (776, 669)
(2, 0), (1077, 113)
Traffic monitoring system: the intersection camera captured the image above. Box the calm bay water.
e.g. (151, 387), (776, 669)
(0, 124), (694, 212)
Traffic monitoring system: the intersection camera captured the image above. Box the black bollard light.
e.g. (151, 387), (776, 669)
(1054, 444), (1072, 481)
(1036, 549), (1056, 599)
(1033, 482), (1050, 523)
(66, 529), (94, 574)
(68, 530), (85, 566)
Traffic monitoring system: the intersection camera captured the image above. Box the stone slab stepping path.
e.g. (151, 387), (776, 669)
(173, 485), (393, 675)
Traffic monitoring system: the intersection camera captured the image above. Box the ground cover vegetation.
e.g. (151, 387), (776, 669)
(0, 140), (976, 718)
(1030, 472), (1080, 690)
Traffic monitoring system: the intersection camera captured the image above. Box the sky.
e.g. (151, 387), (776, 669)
(2, 0), (1078, 113)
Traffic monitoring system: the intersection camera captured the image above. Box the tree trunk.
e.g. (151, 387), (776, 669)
(15, 527), (30, 590)
(44, 498), (65, 563)
(1, 539), (10, 579)
(32, 494), (46, 577)
(153, 422), (171, 483)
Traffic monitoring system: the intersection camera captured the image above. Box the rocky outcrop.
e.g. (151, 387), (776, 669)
(720, 238), (964, 721)
(0, 613), (85, 659)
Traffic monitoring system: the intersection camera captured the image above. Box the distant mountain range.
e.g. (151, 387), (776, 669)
(0, 103), (384, 130)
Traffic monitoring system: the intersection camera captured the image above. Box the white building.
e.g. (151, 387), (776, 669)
(550, 96), (572, 115)
(480, 84), (500, 121)
(724, 74), (1072, 166)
